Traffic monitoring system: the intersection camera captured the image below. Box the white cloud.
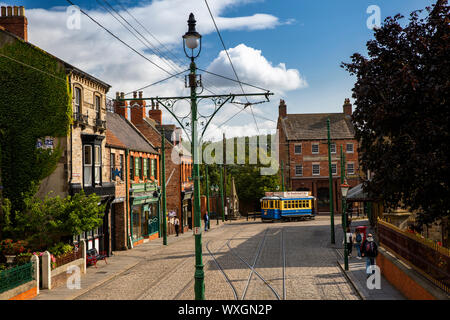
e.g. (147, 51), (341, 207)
(205, 44), (307, 95)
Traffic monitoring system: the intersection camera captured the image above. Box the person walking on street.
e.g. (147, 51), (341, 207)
(204, 212), (209, 232)
(345, 227), (353, 257)
(361, 233), (378, 278)
(354, 229), (363, 259)
(174, 217), (180, 237)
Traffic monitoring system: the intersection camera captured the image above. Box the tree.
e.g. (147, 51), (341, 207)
(341, 0), (449, 225)
(3, 186), (105, 250)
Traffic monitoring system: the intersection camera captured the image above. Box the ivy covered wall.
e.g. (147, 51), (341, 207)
(0, 32), (72, 215)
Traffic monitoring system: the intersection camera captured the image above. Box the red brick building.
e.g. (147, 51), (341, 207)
(277, 99), (361, 214)
(117, 92), (193, 234)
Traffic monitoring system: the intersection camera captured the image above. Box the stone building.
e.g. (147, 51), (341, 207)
(277, 99), (361, 214)
(1, 6), (115, 255)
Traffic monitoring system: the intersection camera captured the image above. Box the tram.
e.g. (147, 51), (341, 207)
(260, 191), (316, 222)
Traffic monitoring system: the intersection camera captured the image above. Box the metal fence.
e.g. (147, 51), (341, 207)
(378, 219), (450, 294)
(54, 249), (82, 269)
(0, 261), (35, 294)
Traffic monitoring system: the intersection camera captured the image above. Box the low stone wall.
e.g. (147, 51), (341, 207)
(378, 247), (449, 300)
(50, 258), (84, 289)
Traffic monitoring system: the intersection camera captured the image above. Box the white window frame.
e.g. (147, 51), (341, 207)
(294, 144), (302, 155)
(94, 145), (101, 185)
(347, 162), (355, 175)
(295, 165), (303, 176)
(312, 143), (319, 154)
(346, 143), (354, 153)
(83, 145), (93, 187)
(312, 163), (320, 176)
(330, 143), (336, 154)
(75, 87), (81, 114)
(331, 163), (338, 175)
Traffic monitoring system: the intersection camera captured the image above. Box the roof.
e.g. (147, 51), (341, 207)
(279, 113), (355, 141)
(0, 28), (111, 90)
(347, 183), (372, 202)
(106, 112), (158, 154)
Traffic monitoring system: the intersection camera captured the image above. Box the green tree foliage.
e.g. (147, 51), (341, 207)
(4, 187), (105, 250)
(341, 0), (449, 225)
(0, 37), (72, 215)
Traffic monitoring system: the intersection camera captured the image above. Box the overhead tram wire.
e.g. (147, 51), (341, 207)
(204, 0), (261, 134)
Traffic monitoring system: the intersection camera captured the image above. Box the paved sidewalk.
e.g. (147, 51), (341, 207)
(334, 220), (405, 300)
(34, 218), (228, 300)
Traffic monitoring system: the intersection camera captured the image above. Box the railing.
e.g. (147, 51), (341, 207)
(378, 219), (450, 294)
(73, 112), (89, 126)
(54, 249), (83, 269)
(0, 262), (35, 294)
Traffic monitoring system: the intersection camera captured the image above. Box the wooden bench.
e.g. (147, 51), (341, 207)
(86, 248), (107, 268)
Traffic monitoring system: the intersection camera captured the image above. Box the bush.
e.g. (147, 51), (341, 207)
(13, 252), (32, 266)
(48, 242), (74, 258)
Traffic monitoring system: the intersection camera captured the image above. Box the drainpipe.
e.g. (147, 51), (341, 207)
(125, 148), (130, 249)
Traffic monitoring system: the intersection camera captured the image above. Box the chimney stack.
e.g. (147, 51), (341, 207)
(0, 6), (28, 41)
(115, 92), (129, 120)
(343, 98), (352, 117)
(130, 91), (146, 126)
(148, 100), (162, 125)
(279, 99), (287, 119)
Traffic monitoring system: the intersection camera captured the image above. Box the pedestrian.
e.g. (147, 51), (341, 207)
(345, 227), (353, 257)
(174, 217), (180, 237)
(361, 233), (378, 278)
(204, 212), (209, 232)
(354, 228), (363, 259)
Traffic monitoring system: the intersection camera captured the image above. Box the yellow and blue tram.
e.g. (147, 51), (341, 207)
(260, 194), (316, 222)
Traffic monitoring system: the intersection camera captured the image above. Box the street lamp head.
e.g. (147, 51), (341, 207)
(340, 181), (350, 198)
(183, 13), (202, 58)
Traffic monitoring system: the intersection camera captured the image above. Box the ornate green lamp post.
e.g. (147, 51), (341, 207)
(341, 179), (350, 271)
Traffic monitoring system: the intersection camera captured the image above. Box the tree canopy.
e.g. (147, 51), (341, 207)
(341, 0), (449, 225)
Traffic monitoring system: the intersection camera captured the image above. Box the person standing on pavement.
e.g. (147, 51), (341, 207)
(361, 233), (379, 277)
(354, 229), (363, 259)
(346, 227), (353, 257)
(174, 217), (180, 237)
(204, 212), (209, 232)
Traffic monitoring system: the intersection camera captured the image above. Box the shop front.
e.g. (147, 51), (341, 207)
(129, 182), (160, 246)
(181, 191), (193, 231)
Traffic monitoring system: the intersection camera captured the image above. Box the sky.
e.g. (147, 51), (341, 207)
(1, 0), (435, 141)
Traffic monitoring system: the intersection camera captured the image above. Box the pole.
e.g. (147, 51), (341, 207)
(161, 127), (167, 246)
(205, 165), (210, 229)
(327, 118), (335, 244)
(190, 60), (205, 300)
(341, 145), (348, 270)
(220, 165), (225, 222)
(223, 133), (227, 221)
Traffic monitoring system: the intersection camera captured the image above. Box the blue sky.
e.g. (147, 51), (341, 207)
(1, 0), (435, 139)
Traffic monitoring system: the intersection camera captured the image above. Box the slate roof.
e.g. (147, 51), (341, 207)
(106, 112), (158, 154)
(279, 113), (355, 141)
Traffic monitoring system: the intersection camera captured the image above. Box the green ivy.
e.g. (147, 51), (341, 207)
(0, 36), (72, 215)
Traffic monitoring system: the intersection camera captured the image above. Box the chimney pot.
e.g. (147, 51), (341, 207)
(19, 6), (25, 17)
(133, 91), (137, 99)
(279, 99), (287, 118)
(139, 91), (143, 99)
(1, 7), (6, 17)
(7, 6), (12, 16)
(0, 6), (28, 41)
(13, 6), (18, 16)
(343, 98), (352, 117)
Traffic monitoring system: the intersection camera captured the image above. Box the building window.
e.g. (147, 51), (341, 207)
(95, 95), (101, 119)
(135, 157), (142, 179)
(295, 165), (303, 176)
(84, 145), (93, 187)
(94, 145), (101, 185)
(119, 154), (124, 180)
(312, 164), (320, 175)
(347, 163), (355, 175)
(331, 163), (337, 175)
(130, 156), (134, 180)
(346, 143), (354, 153)
(294, 144), (302, 154)
(151, 159), (157, 179)
(144, 158), (150, 178)
(330, 143), (336, 154)
(74, 87), (81, 114)
(312, 144), (319, 154)
(110, 153), (115, 181)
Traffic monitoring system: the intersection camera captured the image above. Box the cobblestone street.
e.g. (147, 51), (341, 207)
(71, 216), (363, 300)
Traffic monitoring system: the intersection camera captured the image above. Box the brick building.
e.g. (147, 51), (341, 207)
(1, 6), (116, 255)
(116, 92), (193, 234)
(106, 112), (160, 249)
(277, 99), (361, 214)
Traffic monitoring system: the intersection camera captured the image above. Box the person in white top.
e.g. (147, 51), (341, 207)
(174, 217), (180, 237)
(346, 227), (353, 257)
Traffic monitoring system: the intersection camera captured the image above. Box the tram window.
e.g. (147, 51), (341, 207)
(283, 202), (287, 209)
(296, 201), (299, 208)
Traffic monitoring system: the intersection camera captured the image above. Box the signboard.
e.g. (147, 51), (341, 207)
(265, 191), (312, 198)
(36, 137), (55, 150)
(193, 227), (202, 235)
